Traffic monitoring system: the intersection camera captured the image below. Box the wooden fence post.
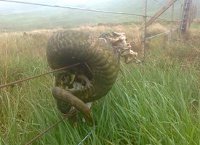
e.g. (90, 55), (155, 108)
(180, 0), (192, 34)
(142, 0), (148, 60)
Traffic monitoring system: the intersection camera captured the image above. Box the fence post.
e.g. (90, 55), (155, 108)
(169, 2), (174, 41)
(180, 0), (192, 34)
(142, 0), (148, 61)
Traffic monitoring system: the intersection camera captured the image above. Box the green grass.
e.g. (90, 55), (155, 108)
(0, 28), (199, 145)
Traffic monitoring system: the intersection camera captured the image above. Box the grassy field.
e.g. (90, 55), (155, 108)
(0, 24), (199, 145)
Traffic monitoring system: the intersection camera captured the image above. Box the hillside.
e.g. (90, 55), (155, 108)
(0, 0), (199, 31)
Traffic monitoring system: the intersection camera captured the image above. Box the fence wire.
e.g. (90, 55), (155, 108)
(23, 110), (95, 145)
(0, 63), (80, 89)
(0, 0), (179, 22)
(24, 115), (69, 145)
(0, 0), (146, 17)
(147, 27), (179, 39)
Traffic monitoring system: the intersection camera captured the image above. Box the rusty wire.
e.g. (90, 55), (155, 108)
(23, 110), (78, 145)
(77, 126), (96, 145)
(145, 27), (179, 40)
(24, 112), (96, 145)
(0, 0), (178, 22)
(0, 63), (80, 89)
(24, 116), (68, 145)
(0, 0), (149, 17)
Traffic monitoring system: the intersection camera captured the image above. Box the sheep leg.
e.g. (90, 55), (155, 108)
(52, 87), (93, 125)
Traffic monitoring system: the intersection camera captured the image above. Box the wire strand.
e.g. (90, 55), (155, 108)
(0, 0), (178, 22)
(77, 126), (96, 145)
(24, 118), (66, 145)
(145, 27), (178, 40)
(0, 63), (80, 89)
(24, 113), (73, 145)
(0, 0), (145, 17)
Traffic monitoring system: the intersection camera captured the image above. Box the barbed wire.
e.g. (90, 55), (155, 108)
(150, 0), (166, 6)
(0, 63), (80, 89)
(23, 110), (95, 145)
(24, 115), (69, 145)
(145, 27), (179, 40)
(77, 126), (96, 145)
(0, 0), (178, 22)
(152, 0), (159, 3)
(0, 0), (147, 17)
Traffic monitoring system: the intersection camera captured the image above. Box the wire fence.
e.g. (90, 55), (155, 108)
(0, 0), (196, 144)
(0, 0), (145, 17)
(0, 0), (182, 24)
(145, 27), (179, 40)
(0, 0), (196, 23)
(0, 63), (80, 89)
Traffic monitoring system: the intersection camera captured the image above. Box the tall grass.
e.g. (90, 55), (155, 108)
(0, 28), (199, 145)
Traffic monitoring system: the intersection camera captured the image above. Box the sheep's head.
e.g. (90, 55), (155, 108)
(99, 32), (138, 63)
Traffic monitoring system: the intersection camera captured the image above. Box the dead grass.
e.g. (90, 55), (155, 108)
(147, 23), (168, 37)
